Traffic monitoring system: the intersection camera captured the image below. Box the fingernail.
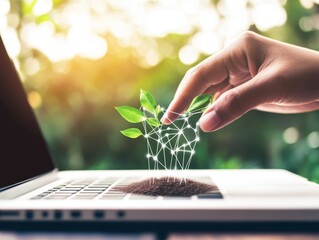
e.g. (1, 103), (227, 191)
(161, 114), (170, 124)
(160, 115), (166, 123)
(199, 110), (221, 132)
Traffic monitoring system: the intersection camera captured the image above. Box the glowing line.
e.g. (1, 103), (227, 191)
(142, 108), (203, 172)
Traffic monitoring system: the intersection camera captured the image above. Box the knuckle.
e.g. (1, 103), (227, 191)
(186, 66), (200, 76)
(226, 89), (240, 102)
(219, 90), (241, 110)
(186, 65), (209, 88)
(239, 31), (258, 44)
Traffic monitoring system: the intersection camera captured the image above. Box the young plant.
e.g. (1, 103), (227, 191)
(115, 89), (212, 139)
(116, 90), (212, 171)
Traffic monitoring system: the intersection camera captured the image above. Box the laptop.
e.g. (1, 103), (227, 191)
(1, 35), (319, 228)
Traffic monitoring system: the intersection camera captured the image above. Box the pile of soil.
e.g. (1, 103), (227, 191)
(118, 177), (218, 197)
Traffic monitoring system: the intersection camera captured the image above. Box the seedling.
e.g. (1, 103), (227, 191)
(115, 90), (212, 171)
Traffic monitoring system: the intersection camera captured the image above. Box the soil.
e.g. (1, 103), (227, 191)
(118, 177), (219, 197)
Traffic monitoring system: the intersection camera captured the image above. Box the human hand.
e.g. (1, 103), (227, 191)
(161, 31), (319, 132)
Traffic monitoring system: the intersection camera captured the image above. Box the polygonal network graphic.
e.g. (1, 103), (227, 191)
(141, 108), (203, 171)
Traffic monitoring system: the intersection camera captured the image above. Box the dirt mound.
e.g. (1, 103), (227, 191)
(119, 177), (218, 197)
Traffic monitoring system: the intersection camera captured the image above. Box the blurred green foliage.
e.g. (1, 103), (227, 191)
(4, 0), (319, 182)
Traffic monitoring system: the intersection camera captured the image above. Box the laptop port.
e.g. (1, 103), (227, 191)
(25, 211), (33, 220)
(41, 211), (49, 218)
(54, 211), (62, 220)
(94, 211), (105, 219)
(70, 210), (81, 218)
(117, 210), (125, 218)
(0, 211), (19, 217)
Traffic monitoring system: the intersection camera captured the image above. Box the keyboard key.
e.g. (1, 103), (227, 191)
(197, 192), (223, 199)
(77, 192), (100, 194)
(59, 188), (81, 191)
(87, 186), (108, 189)
(74, 194), (98, 197)
(64, 187), (83, 190)
(104, 191), (124, 194)
(82, 188), (105, 191)
(51, 193), (73, 196)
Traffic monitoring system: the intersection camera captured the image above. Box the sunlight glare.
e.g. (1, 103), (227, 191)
(283, 127), (299, 144)
(145, 49), (161, 67)
(25, 57), (40, 76)
(179, 45), (199, 65)
(300, 0), (314, 9)
(0, 0), (10, 16)
(198, 8), (219, 31)
(33, 0), (53, 16)
(191, 32), (222, 55)
(1, 27), (20, 57)
(253, 2), (287, 31)
(307, 132), (319, 148)
(27, 91), (42, 109)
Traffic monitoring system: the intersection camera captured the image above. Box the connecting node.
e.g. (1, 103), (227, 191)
(142, 117), (147, 121)
(142, 108), (202, 171)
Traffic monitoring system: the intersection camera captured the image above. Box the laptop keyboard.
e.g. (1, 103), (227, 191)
(30, 177), (222, 200)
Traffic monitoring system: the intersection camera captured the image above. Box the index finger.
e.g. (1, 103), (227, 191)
(162, 52), (230, 124)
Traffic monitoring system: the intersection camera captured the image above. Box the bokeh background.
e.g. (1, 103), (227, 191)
(1, 0), (319, 181)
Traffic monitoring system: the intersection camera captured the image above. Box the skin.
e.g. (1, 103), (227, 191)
(161, 31), (319, 132)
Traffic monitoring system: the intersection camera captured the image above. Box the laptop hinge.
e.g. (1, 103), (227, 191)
(0, 169), (58, 200)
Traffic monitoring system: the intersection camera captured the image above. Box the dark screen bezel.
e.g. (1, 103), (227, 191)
(0, 36), (56, 190)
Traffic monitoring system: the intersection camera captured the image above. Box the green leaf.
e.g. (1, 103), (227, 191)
(186, 94), (212, 113)
(155, 105), (162, 117)
(147, 118), (161, 127)
(115, 106), (145, 123)
(140, 89), (157, 115)
(120, 128), (143, 138)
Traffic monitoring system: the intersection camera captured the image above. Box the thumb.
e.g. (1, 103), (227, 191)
(199, 75), (271, 132)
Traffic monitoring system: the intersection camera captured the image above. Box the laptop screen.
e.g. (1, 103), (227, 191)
(0, 37), (55, 190)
